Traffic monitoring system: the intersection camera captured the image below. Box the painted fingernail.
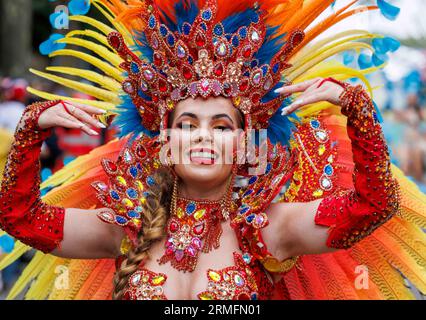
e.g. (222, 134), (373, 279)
(90, 129), (99, 135)
(282, 107), (290, 115)
(99, 109), (107, 114)
(274, 88), (284, 94)
(98, 122), (107, 129)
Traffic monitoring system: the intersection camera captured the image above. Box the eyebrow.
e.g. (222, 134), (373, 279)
(176, 112), (235, 124)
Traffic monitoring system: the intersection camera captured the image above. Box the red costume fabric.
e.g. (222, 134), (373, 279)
(0, 101), (65, 253)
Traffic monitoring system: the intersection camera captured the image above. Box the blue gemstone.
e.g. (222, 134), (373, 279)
(159, 25), (168, 37)
(143, 192), (150, 198)
(232, 35), (239, 47)
(243, 189), (253, 198)
(250, 59), (258, 68)
(265, 163), (272, 174)
(127, 210), (140, 219)
(187, 56), (193, 64)
(261, 65), (269, 76)
(243, 253), (252, 264)
(200, 22), (207, 31)
(110, 190), (120, 201)
(115, 216), (128, 225)
(202, 9), (212, 20)
(248, 176), (258, 185)
(272, 63), (280, 74)
(239, 206), (250, 215)
(251, 13), (260, 23)
(148, 15), (156, 29)
(182, 23), (191, 35)
(324, 164), (334, 176)
(186, 202), (196, 215)
(373, 111), (379, 124)
(127, 188), (138, 199)
(130, 62), (139, 74)
(147, 176), (155, 186)
(167, 34), (175, 47)
(129, 166), (138, 178)
(255, 188), (263, 196)
(310, 119), (320, 129)
(213, 24), (224, 36)
(137, 163), (142, 170)
(246, 214), (255, 223)
(239, 27), (248, 39)
(135, 206), (143, 213)
(250, 292), (258, 300)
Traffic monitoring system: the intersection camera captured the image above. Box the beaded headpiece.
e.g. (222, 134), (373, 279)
(108, 0), (303, 138)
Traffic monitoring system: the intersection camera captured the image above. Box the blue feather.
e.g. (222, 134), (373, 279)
(113, 95), (159, 139)
(255, 26), (285, 65)
(222, 9), (259, 34)
(175, 0), (199, 33)
(267, 97), (299, 146)
(133, 31), (154, 63)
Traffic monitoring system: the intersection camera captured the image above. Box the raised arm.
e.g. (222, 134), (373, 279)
(269, 78), (400, 258)
(0, 100), (124, 259)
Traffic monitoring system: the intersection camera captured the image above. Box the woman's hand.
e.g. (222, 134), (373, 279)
(38, 101), (107, 135)
(275, 78), (346, 115)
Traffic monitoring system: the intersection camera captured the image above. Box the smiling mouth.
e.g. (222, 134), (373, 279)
(188, 148), (219, 165)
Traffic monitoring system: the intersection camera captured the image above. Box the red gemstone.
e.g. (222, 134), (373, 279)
(183, 65), (193, 80)
(136, 145), (147, 159)
(104, 195), (112, 205)
(195, 33), (206, 47)
(214, 63), (224, 77)
(193, 222), (205, 235)
(158, 78), (168, 92)
(239, 78), (249, 91)
(291, 31), (304, 47)
(105, 159), (117, 172)
(166, 247), (174, 255)
(152, 95), (159, 103)
(109, 34), (121, 50)
(242, 46), (252, 59)
(153, 53), (163, 67)
(170, 221), (179, 233)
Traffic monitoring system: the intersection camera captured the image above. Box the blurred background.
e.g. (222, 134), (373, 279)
(0, 0), (425, 298)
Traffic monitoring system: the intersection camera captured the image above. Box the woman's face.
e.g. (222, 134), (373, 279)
(168, 96), (243, 187)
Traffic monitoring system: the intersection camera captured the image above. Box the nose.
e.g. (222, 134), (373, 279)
(191, 126), (213, 144)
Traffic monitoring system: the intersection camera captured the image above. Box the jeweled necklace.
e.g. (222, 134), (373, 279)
(158, 174), (235, 273)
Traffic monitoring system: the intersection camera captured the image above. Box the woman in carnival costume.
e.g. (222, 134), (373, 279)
(0, 0), (425, 300)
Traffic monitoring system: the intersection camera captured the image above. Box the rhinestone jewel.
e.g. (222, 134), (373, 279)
(194, 209), (206, 220)
(123, 81), (135, 94)
(144, 69), (154, 81)
(315, 130), (329, 142)
(251, 30), (260, 42)
(216, 42), (227, 57)
(208, 271), (221, 282)
(234, 274), (245, 287)
(320, 176), (332, 190)
(130, 273), (142, 286)
(252, 71), (262, 85)
(177, 45), (186, 58)
(152, 275), (165, 285)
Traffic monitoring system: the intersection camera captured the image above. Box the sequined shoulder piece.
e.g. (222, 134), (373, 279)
(231, 139), (299, 273)
(283, 117), (340, 202)
(92, 135), (163, 244)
